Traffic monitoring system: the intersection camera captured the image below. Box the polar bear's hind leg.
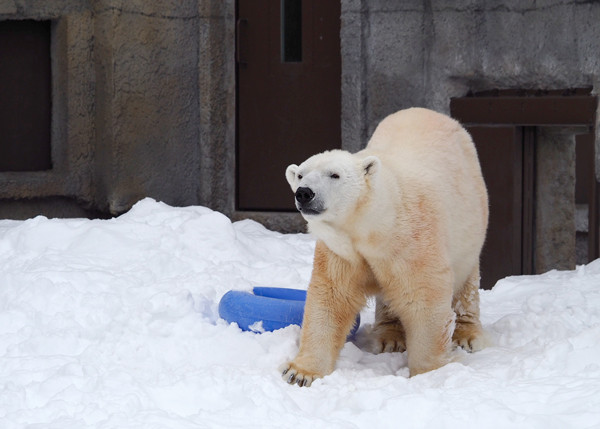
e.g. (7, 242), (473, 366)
(372, 296), (407, 353)
(452, 264), (490, 352)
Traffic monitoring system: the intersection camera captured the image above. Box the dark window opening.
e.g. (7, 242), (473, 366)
(281, 0), (302, 62)
(0, 20), (52, 172)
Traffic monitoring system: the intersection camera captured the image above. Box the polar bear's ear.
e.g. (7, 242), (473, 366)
(362, 156), (380, 176)
(285, 164), (299, 188)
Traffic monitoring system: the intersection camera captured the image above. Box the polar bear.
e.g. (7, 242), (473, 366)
(280, 108), (489, 387)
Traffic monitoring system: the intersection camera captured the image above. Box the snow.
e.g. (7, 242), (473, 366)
(1, 198), (599, 428)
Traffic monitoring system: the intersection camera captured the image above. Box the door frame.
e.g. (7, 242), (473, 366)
(451, 91), (599, 284)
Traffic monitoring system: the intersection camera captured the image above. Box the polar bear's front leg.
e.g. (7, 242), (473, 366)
(279, 297), (351, 387)
(381, 266), (455, 377)
(280, 241), (367, 387)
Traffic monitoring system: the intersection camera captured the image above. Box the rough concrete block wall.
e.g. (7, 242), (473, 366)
(340, 0), (369, 154)
(0, 0), (209, 218)
(93, 1), (202, 214)
(535, 127), (578, 272)
(355, 0), (599, 135)
(197, 0), (236, 216)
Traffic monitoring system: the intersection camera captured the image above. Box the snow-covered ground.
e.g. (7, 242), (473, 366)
(1, 199), (599, 428)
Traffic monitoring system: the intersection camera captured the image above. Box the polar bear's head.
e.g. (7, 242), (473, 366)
(285, 150), (380, 224)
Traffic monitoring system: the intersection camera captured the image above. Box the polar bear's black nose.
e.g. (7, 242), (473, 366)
(295, 187), (315, 204)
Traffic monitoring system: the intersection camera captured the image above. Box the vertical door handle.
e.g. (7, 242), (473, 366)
(236, 18), (248, 66)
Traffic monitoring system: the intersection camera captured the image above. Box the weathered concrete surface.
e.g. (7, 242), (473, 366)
(0, 0), (86, 18)
(0, 0), (16, 14)
(340, 0), (369, 153)
(346, 1), (600, 138)
(535, 128), (577, 273)
(1, 0), (599, 246)
(197, 0), (235, 216)
(93, 1), (201, 214)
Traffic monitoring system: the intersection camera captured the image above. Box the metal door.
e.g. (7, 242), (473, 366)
(236, 0), (341, 211)
(467, 126), (535, 290)
(576, 133), (599, 261)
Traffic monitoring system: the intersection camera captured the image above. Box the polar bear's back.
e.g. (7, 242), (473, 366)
(365, 107), (488, 288)
(366, 108), (476, 168)
(365, 107), (482, 192)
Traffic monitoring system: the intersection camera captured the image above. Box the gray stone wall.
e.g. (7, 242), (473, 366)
(1, 0), (599, 258)
(535, 127), (578, 272)
(0, 0), (227, 219)
(92, 0), (202, 213)
(344, 0), (600, 145)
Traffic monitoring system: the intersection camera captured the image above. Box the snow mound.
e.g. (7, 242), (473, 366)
(0, 198), (599, 428)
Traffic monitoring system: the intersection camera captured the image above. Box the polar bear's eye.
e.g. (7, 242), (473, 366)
(298, 174), (303, 180)
(330, 173), (340, 179)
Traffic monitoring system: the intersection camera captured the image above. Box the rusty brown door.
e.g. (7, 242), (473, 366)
(576, 133), (599, 262)
(466, 126), (535, 290)
(236, 0), (341, 211)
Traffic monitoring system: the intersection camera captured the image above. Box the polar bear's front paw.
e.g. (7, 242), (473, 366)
(279, 362), (321, 387)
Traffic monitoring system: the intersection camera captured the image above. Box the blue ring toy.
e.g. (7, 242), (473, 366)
(218, 287), (360, 338)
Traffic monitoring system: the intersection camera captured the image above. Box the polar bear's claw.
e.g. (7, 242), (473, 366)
(280, 363), (317, 387)
(454, 331), (492, 353)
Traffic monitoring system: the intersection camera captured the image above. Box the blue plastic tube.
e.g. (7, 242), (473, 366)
(218, 287), (360, 338)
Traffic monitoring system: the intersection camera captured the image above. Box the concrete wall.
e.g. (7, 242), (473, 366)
(0, 0), (599, 264)
(0, 0), (229, 219)
(343, 1), (600, 140)
(92, 1), (202, 213)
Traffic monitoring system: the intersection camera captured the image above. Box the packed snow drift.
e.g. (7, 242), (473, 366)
(1, 199), (599, 428)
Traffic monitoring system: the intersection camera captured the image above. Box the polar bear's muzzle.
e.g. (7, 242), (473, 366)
(295, 187), (324, 216)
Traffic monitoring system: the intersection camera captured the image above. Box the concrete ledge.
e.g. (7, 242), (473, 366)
(231, 211), (307, 234)
(0, 197), (109, 220)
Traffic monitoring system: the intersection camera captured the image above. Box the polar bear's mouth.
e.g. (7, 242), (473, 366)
(299, 207), (323, 216)
(295, 201), (324, 216)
